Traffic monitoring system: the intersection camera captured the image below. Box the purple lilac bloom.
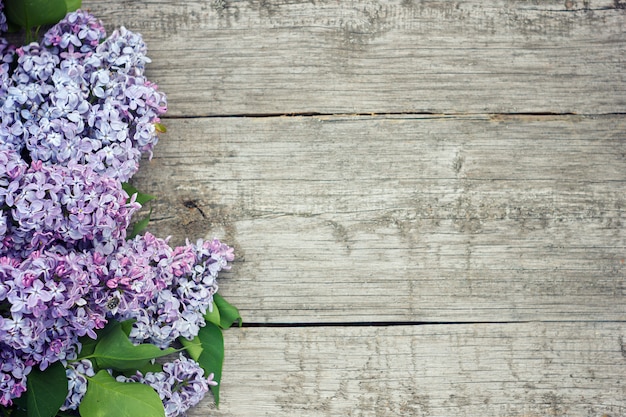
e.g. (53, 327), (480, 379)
(0, 149), (27, 206)
(88, 233), (167, 319)
(42, 10), (107, 55)
(0, 10), (166, 182)
(118, 355), (214, 417)
(0, 37), (14, 98)
(6, 160), (139, 255)
(0, 247), (107, 375)
(0, 8), (232, 412)
(120, 237), (233, 348)
(0, 347), (33, 406)
(60, 359), (95, 411)
(94, 26), (152, 75)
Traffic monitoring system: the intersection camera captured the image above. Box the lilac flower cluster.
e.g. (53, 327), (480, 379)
(7, 158), (139, 255)
(117, 354), (216, 417)
(0, 230), (233, 409)
(0, 9), (234, 414)
(124, 237), (234, 348)
(0, 248), (107, 373)
(60, 359), (95, 411)
(0, 345), (32, 407)
(0, 10), (166, 182)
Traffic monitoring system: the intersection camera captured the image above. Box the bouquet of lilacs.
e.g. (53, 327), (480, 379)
(0, 3), (241, 417)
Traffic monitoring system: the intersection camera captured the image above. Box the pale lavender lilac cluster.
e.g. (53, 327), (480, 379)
(60, 359), (95, 411)
(0, 10), (166, 182)
(8, 158), (138, 255)
(0, 10), (233, 414)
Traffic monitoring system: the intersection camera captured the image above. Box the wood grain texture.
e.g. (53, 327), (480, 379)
(82, 0), (626, 116)
(131, 114), (626, 323)
(75, 1), (626, 413)
(190, 322), (626, 417)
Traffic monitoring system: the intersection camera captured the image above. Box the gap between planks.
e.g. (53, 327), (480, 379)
(160, 111), (626, 120)
(241, 320), (626, 328)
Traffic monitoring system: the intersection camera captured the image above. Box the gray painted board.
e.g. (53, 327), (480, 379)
(131, 115), (626, 323)
(79, 1), (626, 414)
(191, 323), (626, 416)
(85, 0), (626, 115)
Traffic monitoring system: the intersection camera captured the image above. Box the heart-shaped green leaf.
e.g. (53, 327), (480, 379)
(80, 371), (165, 417)
(213, 293), (242, 329)
(121, 183), (156, 206)
(88, 320), (175, 371)
(179, 322), (224, 407)
(25, 361), (68, 417)
(4, 0), (81, 32)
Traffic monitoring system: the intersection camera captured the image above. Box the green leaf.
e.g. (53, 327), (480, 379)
(204, 301), (221, 327)
(64, 0), (81, 12)
(11, 390), (27, 415)
(6, 20), (21, 33)
(78, 336), (98, 359)
(121, 183), (156, 206)
(77, 318), (134, 360)
(80, 371), (165, 417)
(89, 320), (175, 371)
(25, 361), (68, 417)
(154, 123), (167, 133)
(119, 319), (135, 336)
(128, 208), (152, 238)
(179, 326), (225, 406)
(213, 293), (242, 329)
(119, 360), (162, 379)
(179, 336), (202, 362)
(10, 407), (27, 417)
(199, 323), (225, 407)
(180, 322), (224, 407)
(136, 361), (163, 375)
(4, 0), (80, 36)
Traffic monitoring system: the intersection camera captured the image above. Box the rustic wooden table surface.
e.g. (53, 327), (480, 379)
(85, 1), (625, 415)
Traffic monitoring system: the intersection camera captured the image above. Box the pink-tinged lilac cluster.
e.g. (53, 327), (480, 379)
(0, 231), (234, 407)
(0, 10), (167, 182)
(122, 237), (234, 348)
(90, 232), (179, 320)
(117, 355), (216, 417)
(0, 248), (108, 374)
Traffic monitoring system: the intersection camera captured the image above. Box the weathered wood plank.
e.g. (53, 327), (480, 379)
(83, 0), (626, 116)
(190, 322), (626, 417)
(131, 114), (626, 323)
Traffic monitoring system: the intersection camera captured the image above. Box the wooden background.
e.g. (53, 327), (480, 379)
(85, 1), (625, 416)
